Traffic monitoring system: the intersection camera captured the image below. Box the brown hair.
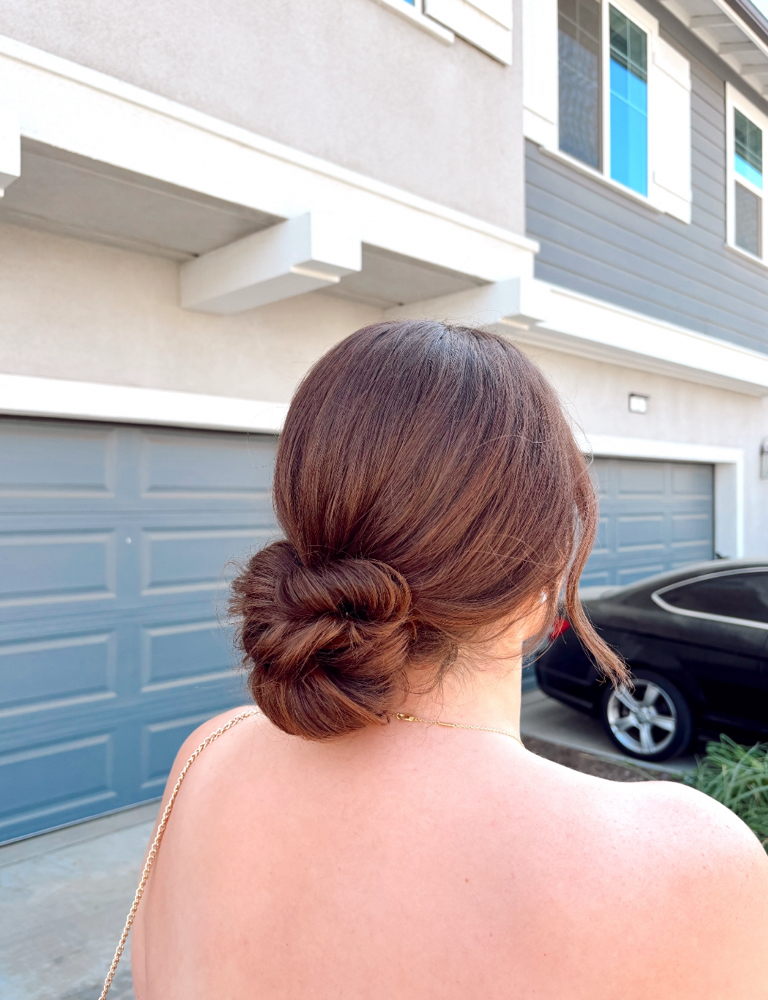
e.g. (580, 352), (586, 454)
(230, 321), (626, 739)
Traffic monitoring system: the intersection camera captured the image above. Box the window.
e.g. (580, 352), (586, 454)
(655, 571), (768, 627)
(557, 1), (650, 197)
(727, 89), (767, 263)
(523, 0), (691, 220)
(608, 6), (647, 195)
(559, 0), (601, 170)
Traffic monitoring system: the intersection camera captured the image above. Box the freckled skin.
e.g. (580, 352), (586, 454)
(132, 706), (768, 1000)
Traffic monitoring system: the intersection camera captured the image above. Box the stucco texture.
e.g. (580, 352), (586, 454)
(0, 0), (525, 232)
(0, 223), (380, 401)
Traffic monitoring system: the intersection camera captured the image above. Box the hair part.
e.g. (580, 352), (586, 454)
(230, 321), (626, 739)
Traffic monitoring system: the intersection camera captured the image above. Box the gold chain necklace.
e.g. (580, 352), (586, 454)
(393, 712), (525, 749)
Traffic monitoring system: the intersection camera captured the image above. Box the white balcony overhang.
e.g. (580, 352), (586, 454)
(0, 34), (536, 313)
(0, 109), (19, 195)
(180, 213), (363, 314)
(661, 0), (768, 100)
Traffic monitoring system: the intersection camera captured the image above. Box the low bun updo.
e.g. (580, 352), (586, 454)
(230, 542), (414, 739)
(230, 321), (626, 740)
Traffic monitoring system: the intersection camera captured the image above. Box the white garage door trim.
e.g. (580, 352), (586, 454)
(0, 372), (289, 435)
(581, 433), (744, 561)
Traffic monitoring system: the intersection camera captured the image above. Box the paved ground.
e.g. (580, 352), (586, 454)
(519, 688), (696, 778)
(1, 804), (157, 1000)
(2, 690), (690, 1000)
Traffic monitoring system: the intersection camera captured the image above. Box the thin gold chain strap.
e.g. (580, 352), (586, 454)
(393, 712), (525, 749)
(98, 709), (259, 1000)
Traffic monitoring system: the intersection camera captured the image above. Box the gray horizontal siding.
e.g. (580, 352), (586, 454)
(526, 4), (768, 356)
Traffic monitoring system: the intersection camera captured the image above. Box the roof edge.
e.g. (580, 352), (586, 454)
(722, 0), (768, 48)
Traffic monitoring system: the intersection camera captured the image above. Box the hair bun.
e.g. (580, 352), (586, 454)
(230, 541), (414, 739)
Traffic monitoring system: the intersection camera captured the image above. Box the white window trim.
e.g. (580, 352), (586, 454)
(725, 82), (768, 265)
(725, 239), (768, 272)
(539, 145), (662, 213)
(368, 0), (455, 43)
(579, 433), (744, 559)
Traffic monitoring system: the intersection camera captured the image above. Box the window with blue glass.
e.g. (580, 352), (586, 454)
(608, 6), (647, 195)
(733, 108), (763, 258)
(558, 1), (650, 198)
(735, 110), (762, 189)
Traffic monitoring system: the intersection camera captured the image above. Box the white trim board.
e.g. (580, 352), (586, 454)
(0, 34), (536, 285)
(579, 433), (744, 559)
(0, 373), (288, 434)
(389, 275), (768, 395)
(512, 280), (768, 397)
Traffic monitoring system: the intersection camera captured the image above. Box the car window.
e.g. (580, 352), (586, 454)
(660, 572), (768, 624)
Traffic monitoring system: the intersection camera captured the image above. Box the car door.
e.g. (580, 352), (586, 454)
(652, 570), (768, 736)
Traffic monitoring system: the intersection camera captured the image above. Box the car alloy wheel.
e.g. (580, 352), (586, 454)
(601, 670), (693, 762)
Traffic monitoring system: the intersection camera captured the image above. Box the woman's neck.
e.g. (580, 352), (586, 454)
(396, 636), (525, 741)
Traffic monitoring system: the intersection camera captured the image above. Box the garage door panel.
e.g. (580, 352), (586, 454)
(671, 463), (713, 495)
(0, 419), (118, 499)
(671, 512), (712, 542)
(0, 529), (118, 608)
(0, 629), (117, 712)
(140, 618), (235, 690)
(616, 562), (667, 586)
(616, 461), (666, 494)
(616, 514), (665, 548)
(586, 459), (714, 587)
(0, 732), (117, 841)
(139, 429), (275, 498)
(140, 526), (272, 595)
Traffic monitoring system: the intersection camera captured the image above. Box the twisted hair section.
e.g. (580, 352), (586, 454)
(231, 321), (626, 739)
(230, 542), (415, 739)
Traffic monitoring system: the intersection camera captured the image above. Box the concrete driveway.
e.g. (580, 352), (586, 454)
(520, 688), (696, 776)
(0, 804), (156, 1000)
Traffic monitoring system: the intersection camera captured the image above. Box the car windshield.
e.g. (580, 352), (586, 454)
(658, 570), (768, 624)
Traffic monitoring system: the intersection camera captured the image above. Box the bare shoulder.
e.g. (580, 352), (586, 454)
(522, 756), (768, 996)
(603, 778), (768, 996)
(627, 777), (768, 876)
(172, 704), (260, 770)
(152, 705), (260, 815)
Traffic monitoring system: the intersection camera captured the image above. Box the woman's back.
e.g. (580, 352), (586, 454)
(132, 709), (768, 1000)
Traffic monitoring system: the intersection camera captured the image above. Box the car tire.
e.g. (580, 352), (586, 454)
(600, 669), (693, 762)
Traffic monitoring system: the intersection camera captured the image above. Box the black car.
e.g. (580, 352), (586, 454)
(536, 560), (768, 762)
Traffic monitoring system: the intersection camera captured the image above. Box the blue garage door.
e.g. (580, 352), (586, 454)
(0, 417), (278, 843)
(582, 458), (714, 588)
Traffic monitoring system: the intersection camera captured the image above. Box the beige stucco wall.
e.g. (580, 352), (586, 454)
(0, 0), (525, 233)
(0, 222), (380, 402)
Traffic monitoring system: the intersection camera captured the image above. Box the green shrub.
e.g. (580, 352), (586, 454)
(684, 735), (768, 851)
